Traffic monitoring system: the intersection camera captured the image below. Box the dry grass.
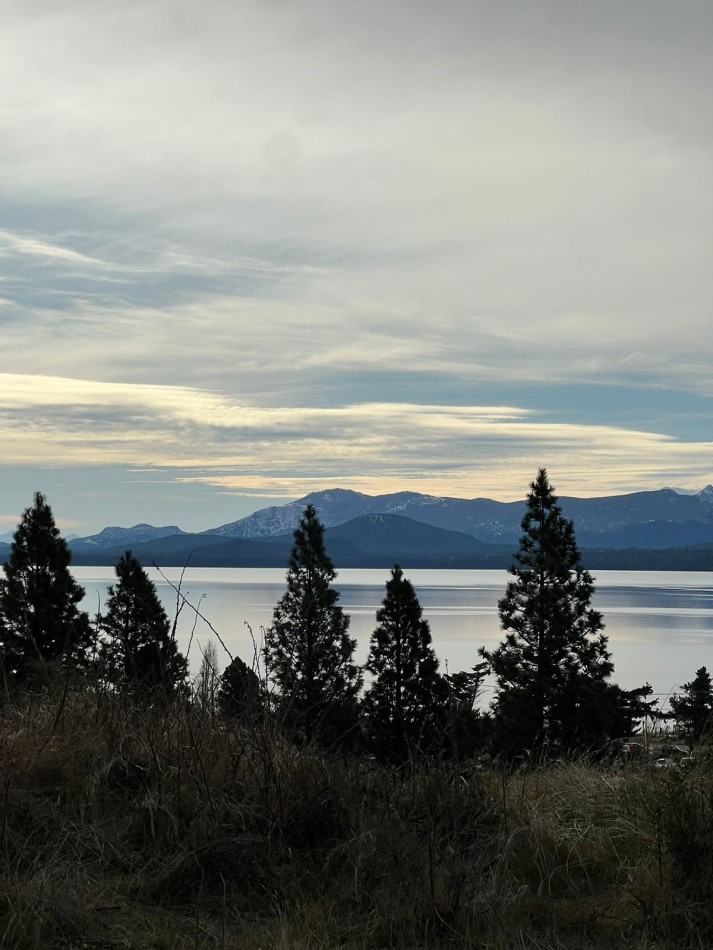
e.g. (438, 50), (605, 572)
(0, 688), (710, 948)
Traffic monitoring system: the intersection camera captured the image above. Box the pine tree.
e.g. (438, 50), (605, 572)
(217, 654), (263, 720)
(99, 551), (187, 697)
(0, 491), (91, 688)
(481, 469), (613, 756)
(264, 505), (361, 744)
(669, 667), (713, 750)
(443, 663), (489, 761)
(363, 565), (447, 761)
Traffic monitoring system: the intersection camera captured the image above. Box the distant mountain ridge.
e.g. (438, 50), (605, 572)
(207, 488), (526, 542)
(52, 483), (713, 570)
(205, 485), (713, 550)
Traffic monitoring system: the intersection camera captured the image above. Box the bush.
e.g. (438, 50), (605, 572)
(0, 686), (711, 948)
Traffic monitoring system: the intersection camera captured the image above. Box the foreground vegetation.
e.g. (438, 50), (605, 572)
(2, 477), (712, 947)
(1, 688), (713, 950)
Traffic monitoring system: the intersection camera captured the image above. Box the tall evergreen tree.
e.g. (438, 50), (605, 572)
(264, 505), (361, 743)
(481, 469), (614, 756)
(0, 492), (91, 688)
(669, 667), (713, 750)
(363, 565), (447, 761)
(99, 551), (187, 697)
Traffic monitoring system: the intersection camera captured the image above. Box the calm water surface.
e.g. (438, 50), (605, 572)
(73, 567), (713, 713)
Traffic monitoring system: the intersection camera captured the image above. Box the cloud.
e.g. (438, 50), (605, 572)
(0, 373), (710, 500)
(0, 1), (711, 523)
(0, 229), (109, 268)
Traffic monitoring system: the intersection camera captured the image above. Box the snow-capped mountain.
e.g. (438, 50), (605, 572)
(206, 486), (713, 550)
(61, 484), (713, 569)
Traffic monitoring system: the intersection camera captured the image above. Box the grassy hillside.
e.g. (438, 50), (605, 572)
(0, 689), (711, 948)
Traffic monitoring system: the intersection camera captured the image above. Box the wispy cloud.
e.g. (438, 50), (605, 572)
(0, 374), (710, 501)
(0, 227), (323, 286)
(0, 229), (109, 268)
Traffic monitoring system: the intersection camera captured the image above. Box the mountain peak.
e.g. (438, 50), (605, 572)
(208, 488), (375, 538)
(301, 489), (369, 502)
(72, 524), (185, 548)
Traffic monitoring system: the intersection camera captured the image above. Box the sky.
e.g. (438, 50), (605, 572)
(1, 0), (712, 536)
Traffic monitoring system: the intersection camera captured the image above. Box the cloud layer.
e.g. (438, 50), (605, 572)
(1, 374), (710, 508)
(0, 1), (711, 527)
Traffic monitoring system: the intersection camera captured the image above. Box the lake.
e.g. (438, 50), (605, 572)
(73, 567), (713, 715)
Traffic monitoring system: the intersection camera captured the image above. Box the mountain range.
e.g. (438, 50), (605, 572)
(7, 484), (705, 571)
(206, 486), (713, 549)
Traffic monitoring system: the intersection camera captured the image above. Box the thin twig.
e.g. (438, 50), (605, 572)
(154, 563), (234, 663)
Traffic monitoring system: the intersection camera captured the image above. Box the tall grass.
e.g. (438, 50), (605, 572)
(0, 686), (710, 948)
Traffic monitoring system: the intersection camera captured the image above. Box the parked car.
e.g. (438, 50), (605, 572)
(622, 742), (651, 760)
(657, 745), (689, 760)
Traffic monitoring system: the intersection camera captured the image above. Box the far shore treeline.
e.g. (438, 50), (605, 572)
(67, 540), (713, 571)
(1, 470), (711, 762)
